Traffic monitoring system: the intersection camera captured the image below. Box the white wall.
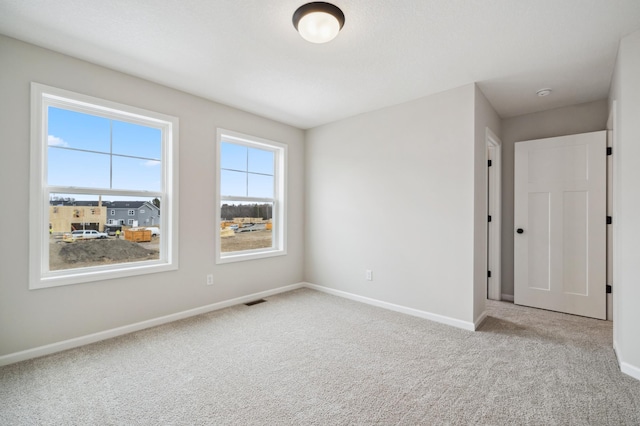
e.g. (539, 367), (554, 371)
(609, 29), (640, 379)
(305, 84), (479, 326)
(500, 100), (609, 298)
(0, 36), (305, 357)
(474, 86), (502, 321)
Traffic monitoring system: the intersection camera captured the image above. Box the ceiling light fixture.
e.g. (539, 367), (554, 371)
(536, 88), (552, 97)
(293, 2), (345, 44)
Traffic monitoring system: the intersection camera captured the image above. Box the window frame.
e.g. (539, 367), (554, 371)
(29, 83), (179, 289)
(215, 128), (287, 264)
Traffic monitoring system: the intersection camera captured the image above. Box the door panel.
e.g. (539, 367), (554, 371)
(528, 192), (550, 291)
(563, 191), (588, 296)
(514, 131), (606, 319)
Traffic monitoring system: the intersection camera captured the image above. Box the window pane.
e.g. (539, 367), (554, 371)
(221, 169), (247, 197)
(220, 202), (273, 253)
(48, 147), (110, 188)
(248, 173), (274, 198)
(112, 155), (161, 192)
(112, 120), (161, 160)
(48, 107), (111, 153)
(248, 147), (274, 175)
(49, 194), (161, 271)
(220, 142), (247, 171)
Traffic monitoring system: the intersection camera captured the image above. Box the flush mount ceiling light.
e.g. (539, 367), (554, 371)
(293, 2), (345, 44)
(536, 88), (552, 97)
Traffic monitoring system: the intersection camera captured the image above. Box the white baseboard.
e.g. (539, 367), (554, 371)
(303, 282), (476, 331)
(620, 362), (640, 381)
(0, 282), (304, 367)
(613, 340), (640, 381)
(501, 293), (514, 302)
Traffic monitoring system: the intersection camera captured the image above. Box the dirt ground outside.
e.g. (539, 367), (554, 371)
(221, 230), (272, 252)
(49, 237), (159, 271)
(49, 230), (272, 270)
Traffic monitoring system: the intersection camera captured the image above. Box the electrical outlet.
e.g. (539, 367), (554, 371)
(206, 274), (214, 286)
(366, 270), (373, 281)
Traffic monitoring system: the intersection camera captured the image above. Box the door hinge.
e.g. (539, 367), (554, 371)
(606, 285), (612, 294)
(488, 159), (492, 167)
(607, 216), (612, 225)
(488, 215), (492, 222)
(488, 270), (492, 278)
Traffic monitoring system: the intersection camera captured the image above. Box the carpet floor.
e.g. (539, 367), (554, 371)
(1, 288), (639, 425)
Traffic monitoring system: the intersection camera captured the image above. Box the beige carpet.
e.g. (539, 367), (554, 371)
(1, 288), (638, 425)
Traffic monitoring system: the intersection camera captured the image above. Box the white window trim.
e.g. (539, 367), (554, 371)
(215, 128), (287, 264)
(128, 210), (135, 216)
(128, 219), (135, 225)
(29, 82), (179, 289)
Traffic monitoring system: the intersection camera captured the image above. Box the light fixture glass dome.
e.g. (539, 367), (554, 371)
(293, 2), (345, 44)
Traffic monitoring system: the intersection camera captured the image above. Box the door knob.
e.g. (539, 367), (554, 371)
(516, 228), (524, 234)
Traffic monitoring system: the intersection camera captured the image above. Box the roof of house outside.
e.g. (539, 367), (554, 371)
(50, 200), (159, 210)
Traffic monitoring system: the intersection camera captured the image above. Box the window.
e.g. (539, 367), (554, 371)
(30, 83), (179, 289)
(140, 209), (145, 214)
(128, 210), (135, 216)
(128, 219), (135, 225)
(216, 129), (286, 263)
(110, 209), (115, 215)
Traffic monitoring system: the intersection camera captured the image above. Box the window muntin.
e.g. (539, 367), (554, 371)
(30, 83), (179, 289)
(216, 129), (286, 263)
(128, 210), (135, 216)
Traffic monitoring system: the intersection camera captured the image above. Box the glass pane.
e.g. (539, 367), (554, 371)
(112, 155), (161, 192)
(248, 173), (274, 198)
(49, 194), (160, 271)
(248, 147), (274, 175)
(48, 107), (111, 153)
(48, 148), (110, 188)
(220, 142), (247, 171)
(112, 120), (161, 160)
(220, 202), (273, 253)
(221, 170), (247, 197)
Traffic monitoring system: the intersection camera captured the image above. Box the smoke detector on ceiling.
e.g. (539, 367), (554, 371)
(536, 88), (552, 97)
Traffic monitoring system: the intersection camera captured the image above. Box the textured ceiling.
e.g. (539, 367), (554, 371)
(1, 0), (639, 129)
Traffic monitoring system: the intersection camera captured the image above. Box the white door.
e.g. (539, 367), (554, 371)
(514, 131), (606, 319)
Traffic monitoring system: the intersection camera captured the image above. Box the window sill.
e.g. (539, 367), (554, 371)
(216, 248), (286, 264)
(30, 260), (178, 290)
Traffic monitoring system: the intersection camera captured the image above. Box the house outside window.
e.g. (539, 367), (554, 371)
(128, 210), (135, 216)
(216, 129), (286, 263)
(30, 83), (179, 289)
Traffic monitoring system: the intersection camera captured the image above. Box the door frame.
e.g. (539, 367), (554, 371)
(487, 128), (502, 300)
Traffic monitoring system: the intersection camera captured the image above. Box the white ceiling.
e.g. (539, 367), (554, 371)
(1, 0), (639, 129)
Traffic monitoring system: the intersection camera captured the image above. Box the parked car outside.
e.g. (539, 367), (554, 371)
(70, 230), (108, 240)
(145, 227), (160, 237)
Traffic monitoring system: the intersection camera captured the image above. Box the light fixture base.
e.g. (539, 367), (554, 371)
(536, 88), (552, 97)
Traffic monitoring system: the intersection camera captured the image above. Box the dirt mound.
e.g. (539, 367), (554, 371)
(58, 239), (158, 264)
